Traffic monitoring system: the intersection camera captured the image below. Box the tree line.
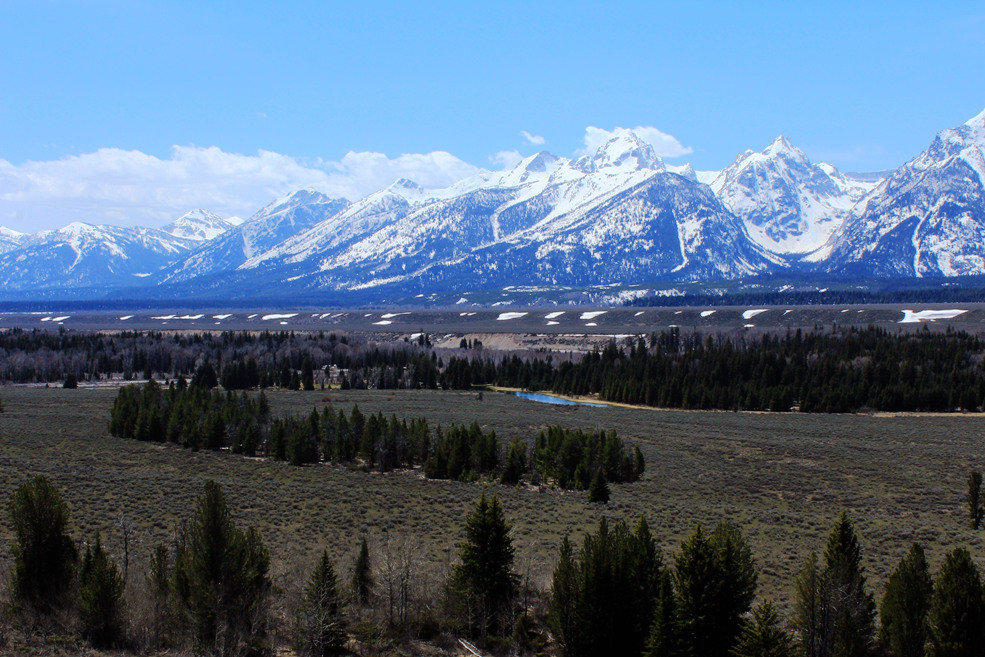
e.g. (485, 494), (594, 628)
(10, 474), (985, 657)
(12, 323), (985, 413)
(445, 326), (985, 413)
(0, 328), (443, 389)
(109, 378), (644, 493)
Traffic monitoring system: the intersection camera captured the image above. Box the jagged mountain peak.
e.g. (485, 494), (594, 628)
(965, 107), (985, 129)
(381, 178), (427, 203)
(711, 135), (870, 255)
(165, 209), (236, 241)
(763, 134), (804, 159)
(575, 130), (665, 173)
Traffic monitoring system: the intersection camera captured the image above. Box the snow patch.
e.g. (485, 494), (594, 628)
(381, 312), (410, 319)
(898, 309), (967, 323)
(213, 314), (232, 320)
(742, 309), (768, 319)
(119, 315), (133, 320)
(585, 322), (598, 327)
(373, 320), (393, 325)
(579, 311), (607, 320)
(262, 313), (298, 320)
(547, 321), (560, 325)
(700, 310), (716, 317)
(545, 311), (565, 319)
(497, 312), (528, 321)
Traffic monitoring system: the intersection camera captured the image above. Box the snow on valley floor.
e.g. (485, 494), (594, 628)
(497, 312), (528, 321)
(742, 309), (769, 320)
(899, 309), (968, 323)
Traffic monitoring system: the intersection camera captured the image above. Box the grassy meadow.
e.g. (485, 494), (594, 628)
(1, 385), (984, 613)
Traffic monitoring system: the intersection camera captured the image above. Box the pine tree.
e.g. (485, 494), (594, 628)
(968, 471), (983, 530)
(173, 480), (271, 653)
(296, 550), (347, 657)
(548, 536), (580, 657)
(793, 552), (828, 657)
(927, 547), (985, 657)
(711, 520), (758, 651)
(644, 570), (686, 657)
(823, 511), (875, 657)
(673, 521), (757, 657)
(501, 436), (527, 485)
(77, 531), (126, 647)
(587, 469), (610, 503)
(146, 542), (171, 648)
(7, 475), (77, 612)
(879, 543), (933, 657)
(351, 536), (373, 607)
(731, 599), (795, 657)
(451, 489), (518, 644)
(301, 358), (315, 391)
(793, 513), (875, 657)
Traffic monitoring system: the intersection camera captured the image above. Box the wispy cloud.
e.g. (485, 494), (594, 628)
(580, 125), (693, 158)
(490, 150), (524, 170)
(521, 130), (546, 146)
(0, 146), (482, 233)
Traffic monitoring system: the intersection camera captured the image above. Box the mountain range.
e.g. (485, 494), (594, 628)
(2, 109), (984, 303)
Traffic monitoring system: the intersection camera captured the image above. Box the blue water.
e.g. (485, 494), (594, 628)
(511, 391), (607, 408)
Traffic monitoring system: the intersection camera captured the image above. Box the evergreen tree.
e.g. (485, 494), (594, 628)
(793, 552), (827, 657)
(673, 521), (757, 657)
(146, 542), (171, 648)
(927, 547), (985, 657)
(351, 536), (373, 607)
(644, 570), (686, 657)
(793, 513), (876, 657)
(968, 471), (983, 530)
(731, 599), (795, 657)
(173, 480), (271, 653)
(555, 516), (662, 657)
(301, 358), (315, 391)
(588, 469), (610, 503)
(77, 531), (126, 647)
(7, 475), (77, 612)
(192, 361), (218, 389)
(501, 436), (527, 485)
(879, 543), (933, 657)
(548, 536), (580, 657)
(822, 512), (875, 657)
(296, 550), (347, 657)
(451, 489), (518, 645)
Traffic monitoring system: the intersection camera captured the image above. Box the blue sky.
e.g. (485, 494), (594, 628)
(1, 1), (984, 231)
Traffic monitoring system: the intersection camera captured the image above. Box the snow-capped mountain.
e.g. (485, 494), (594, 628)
(164, 209), (239, 241)
(0, 222), (195, 291)
(826, 109), (985, 276)
(4, 110), (985, 302)
(0, 226), (26, 254)
(208, 130), (776, 296)
(711, 136), (879, 255)
(158, 189), (349, 285)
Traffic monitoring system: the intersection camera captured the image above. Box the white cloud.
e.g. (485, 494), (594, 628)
(0, 146), (483, 233)
(521, 130), (546, 146)
(490, 150), (524, 170)
(580, 125), (693, 158)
